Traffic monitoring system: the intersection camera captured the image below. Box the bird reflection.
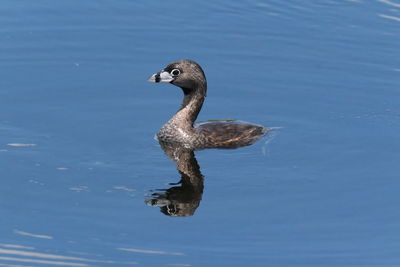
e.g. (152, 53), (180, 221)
(146, 133), (272, 217)
(145, 141), (204, 217)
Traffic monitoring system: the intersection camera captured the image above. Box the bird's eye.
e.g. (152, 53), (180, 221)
(171, 69), (180, 76)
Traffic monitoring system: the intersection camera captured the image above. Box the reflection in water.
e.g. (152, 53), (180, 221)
(146, 136), (271, 217)
(146, 141), (204, 217)
(13, 229), (53, 240)
(0, 243), (133, 266)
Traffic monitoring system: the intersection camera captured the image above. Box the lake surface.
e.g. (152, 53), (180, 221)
(1, 0), (400, 266)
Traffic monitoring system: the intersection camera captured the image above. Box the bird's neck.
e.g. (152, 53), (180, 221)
(168, 83), (207, 130)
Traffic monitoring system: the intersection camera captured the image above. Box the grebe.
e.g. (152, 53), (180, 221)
(148, 59), (267, 149)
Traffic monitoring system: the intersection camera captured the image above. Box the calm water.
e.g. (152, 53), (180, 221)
(1, 0), (400, 266)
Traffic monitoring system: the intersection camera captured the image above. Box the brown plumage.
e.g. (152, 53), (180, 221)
(195, 120), (267, 148)
(148, 59), (268, 149)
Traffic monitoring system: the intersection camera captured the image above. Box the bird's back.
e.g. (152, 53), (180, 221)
(194, 120), (268, 149)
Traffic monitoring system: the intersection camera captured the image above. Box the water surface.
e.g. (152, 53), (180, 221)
(1, 0), (400, 266)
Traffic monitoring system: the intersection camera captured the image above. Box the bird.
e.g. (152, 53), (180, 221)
(148, 59), (268, 149)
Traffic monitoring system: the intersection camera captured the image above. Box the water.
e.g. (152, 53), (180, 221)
(1, 0), (400, 266)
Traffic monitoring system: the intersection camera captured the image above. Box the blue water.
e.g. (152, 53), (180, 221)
(1, 0), (400, 266)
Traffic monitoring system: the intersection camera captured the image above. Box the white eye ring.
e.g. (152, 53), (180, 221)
(171, 69), (180, 76)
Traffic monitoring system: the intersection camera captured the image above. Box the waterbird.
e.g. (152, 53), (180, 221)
(148, 59), (267, 149)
